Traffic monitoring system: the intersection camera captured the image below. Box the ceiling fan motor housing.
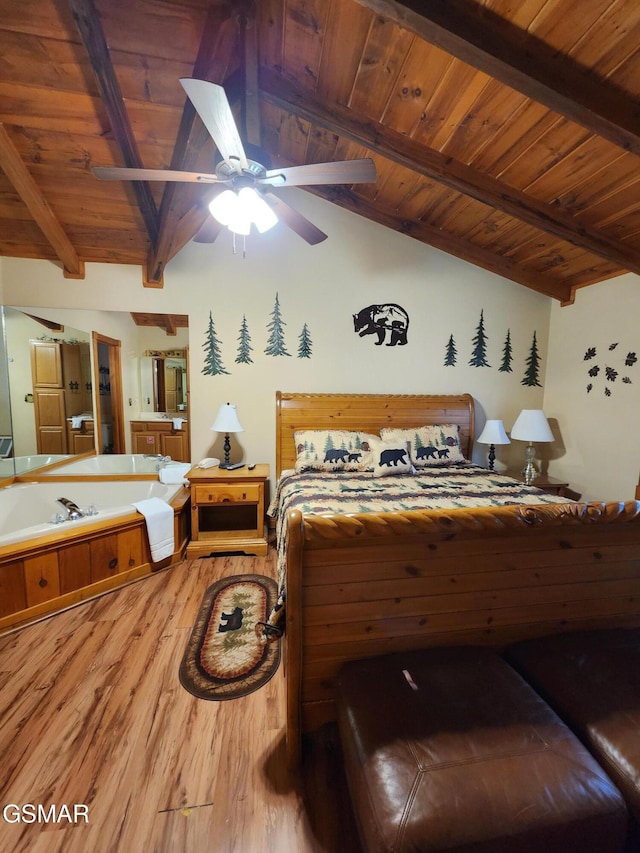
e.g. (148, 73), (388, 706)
(215, 142), (272, 183)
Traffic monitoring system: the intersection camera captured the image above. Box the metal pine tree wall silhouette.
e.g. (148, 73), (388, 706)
(202, 311), (229, 376)
(499, 329), (513, 372)
(264, 293), (291, 357)
(235, 315), (253, 364)
(444, 334), (457, 366)
(521, 330), (542, 386)
(469, 310), (490, 367)
(298, 323), (312, 358)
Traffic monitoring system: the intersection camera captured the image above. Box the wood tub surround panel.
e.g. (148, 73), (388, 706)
(0, 489), (190, 634)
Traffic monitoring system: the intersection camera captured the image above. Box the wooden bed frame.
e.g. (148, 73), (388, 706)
(275, 392), (640, 766)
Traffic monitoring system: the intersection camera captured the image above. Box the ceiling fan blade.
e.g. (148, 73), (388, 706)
(180, 78), (249, 174)
(264, 193), (327, 245)
(261, 158), (376, 188)
(193, 217), (225, 244)
(92, 166), (222, 183)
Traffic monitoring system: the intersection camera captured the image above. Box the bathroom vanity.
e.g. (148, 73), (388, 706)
(130, 418), (190, 462)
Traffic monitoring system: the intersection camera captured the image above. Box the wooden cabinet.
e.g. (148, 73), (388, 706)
(130, 420), (190, 462)
(31, 340), (62, 387)
(31, 340), (94, 454)
(34, 388), (67, 453)
(66, 418), (95, 453)
(186, 465), (269, 557)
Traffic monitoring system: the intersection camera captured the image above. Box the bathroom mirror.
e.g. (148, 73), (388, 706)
(0, 306), (189, 475)
(2, 307), (96, 474)
(139, 351), (188, 414)
(0, 309), (14, 479)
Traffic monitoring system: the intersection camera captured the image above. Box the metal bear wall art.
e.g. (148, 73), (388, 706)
(353, 303), (409, 346)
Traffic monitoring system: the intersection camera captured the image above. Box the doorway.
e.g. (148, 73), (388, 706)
(92, 332), (125, 454)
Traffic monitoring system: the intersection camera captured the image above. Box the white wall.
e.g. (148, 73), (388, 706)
(2, 191), (552, 482)
(543, 273), (640, 501)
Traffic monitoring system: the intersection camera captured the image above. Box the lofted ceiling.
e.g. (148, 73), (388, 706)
(1, 0), (639, 304)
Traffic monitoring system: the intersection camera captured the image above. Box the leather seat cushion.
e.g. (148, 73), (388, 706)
(506, 628), (640, 823)
(336, 646), (627, 853)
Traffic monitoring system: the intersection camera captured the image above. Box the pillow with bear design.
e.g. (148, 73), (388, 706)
(380, 424), (465, 467)
(369, 438), (413, 476)
(294, 430), (377, 472)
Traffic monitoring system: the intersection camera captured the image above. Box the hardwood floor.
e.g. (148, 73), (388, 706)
(0, 552), (362, 853)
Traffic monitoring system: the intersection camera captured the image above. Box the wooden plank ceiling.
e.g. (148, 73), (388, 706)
(0, 0), (639, 303)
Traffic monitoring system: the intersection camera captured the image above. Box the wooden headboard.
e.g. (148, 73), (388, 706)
(275, 392), (475, 477)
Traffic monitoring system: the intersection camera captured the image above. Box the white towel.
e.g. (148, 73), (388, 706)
(172, 417), (185, 430)
(71, 415), (84, 428)
(158, 463), (191, 485)
(132, 497), (174, 562)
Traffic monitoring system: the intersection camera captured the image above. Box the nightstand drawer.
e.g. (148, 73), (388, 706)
(194, 484), (260, 505)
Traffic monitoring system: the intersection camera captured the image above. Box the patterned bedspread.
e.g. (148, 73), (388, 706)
(264, 463), (568, 634)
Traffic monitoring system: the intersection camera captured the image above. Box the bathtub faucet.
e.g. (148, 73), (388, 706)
(143, 454), (172, 470)
(56, 497), (85, 520)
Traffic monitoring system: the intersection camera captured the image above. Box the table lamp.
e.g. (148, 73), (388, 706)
(211, 403), (244, 469)
(477, 419), (510, 470)
(510, 409), (554, 484)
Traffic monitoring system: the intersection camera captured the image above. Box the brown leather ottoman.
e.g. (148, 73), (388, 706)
(335, 646), (627, 853)
(506, 629), (640, 826)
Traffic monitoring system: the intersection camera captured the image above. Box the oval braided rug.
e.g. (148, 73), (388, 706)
(179, 574), (281, 701)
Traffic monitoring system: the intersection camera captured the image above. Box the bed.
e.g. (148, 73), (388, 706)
(273, 392), (640, 766)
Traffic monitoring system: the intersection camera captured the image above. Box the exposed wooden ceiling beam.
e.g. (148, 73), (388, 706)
(68, 0), (159, 245)
(24, 313), (65, 332)
(353, 0), (640, 157)
(145, 3), (233, 285)
(260, 70), (638, 276)
(306, 184), (574, 303)
(0, 123), (85, 278)
(130, 313), (188, 334)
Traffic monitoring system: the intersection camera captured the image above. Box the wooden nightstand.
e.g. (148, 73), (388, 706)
(505, 470), (569, 496)
(186, 464), (269, 557)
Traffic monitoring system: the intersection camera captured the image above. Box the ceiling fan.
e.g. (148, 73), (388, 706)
(92, 77), (377, 245)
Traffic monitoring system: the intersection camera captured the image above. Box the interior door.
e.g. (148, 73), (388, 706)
(92, 332), (125, 454)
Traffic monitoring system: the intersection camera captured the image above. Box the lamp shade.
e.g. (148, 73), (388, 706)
(477, 420), (510, 446)
(510, 409), (554, 442)
(210, 403), (244, 434)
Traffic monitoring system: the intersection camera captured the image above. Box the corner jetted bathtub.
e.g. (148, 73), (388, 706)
(0, 476), (191, 635)
(30, 453), (171, 479)
(0, 479), (183, 548)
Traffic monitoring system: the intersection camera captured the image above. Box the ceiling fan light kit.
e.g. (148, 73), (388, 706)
(92, 76), (376, 247)
(209, 186), (277, 236)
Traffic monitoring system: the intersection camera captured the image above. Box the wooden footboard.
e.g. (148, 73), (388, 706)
(284, 499), (640, 766)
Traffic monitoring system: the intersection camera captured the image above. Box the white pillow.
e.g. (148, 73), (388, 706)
(370, 438), (412, 476)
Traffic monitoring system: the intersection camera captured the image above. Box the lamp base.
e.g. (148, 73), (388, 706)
(487, 444), (496, 470)
(522, 442), (537, 484)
